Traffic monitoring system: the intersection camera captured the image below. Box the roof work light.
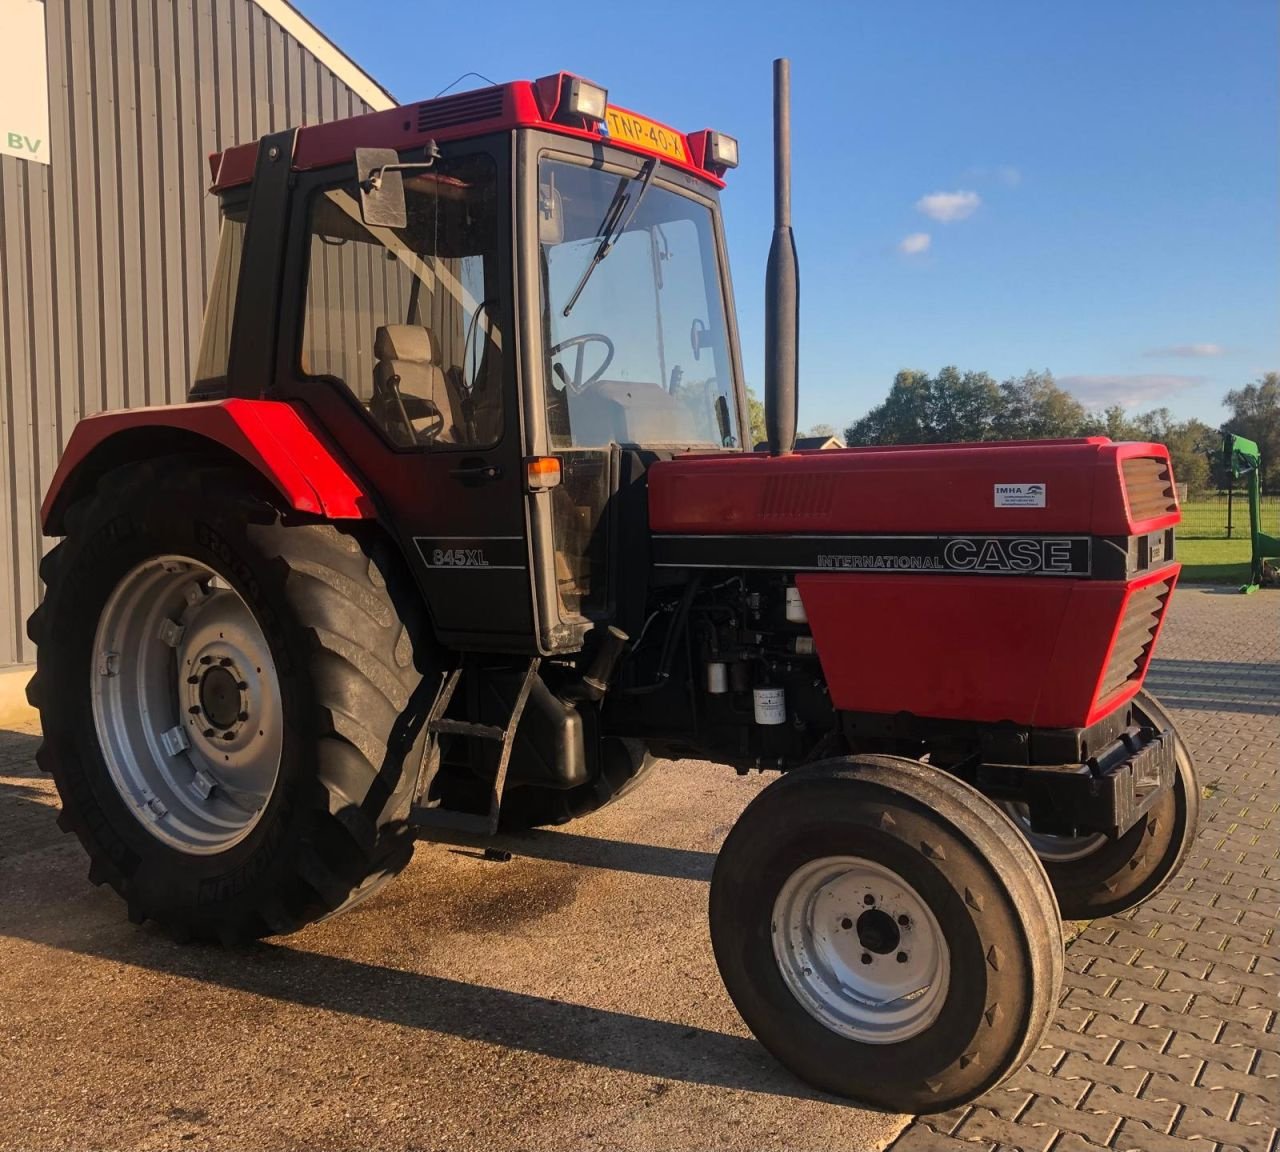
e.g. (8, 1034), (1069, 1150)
(561, 76), (608, 123)
(706, 131), (739, 170)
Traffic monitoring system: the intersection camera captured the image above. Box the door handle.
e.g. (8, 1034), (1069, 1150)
(450, 462), (503, 482)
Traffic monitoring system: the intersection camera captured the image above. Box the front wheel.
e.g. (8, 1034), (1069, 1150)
(709, 755), (1063, 1114)
(1002, 690), (1200, 920)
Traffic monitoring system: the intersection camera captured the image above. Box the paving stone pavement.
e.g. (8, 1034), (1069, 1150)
(890, 587), (1280, 1152)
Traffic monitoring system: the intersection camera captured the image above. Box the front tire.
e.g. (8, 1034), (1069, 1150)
(1004, 690), (1200, 920)
(709, 755), (1063, 1114)
(27, 459), (436, 943)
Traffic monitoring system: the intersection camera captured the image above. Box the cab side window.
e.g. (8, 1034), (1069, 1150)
(300, 154), (504, 449)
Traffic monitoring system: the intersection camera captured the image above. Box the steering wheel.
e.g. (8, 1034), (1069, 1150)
(549, 334), (615, 395)
(381, 380), (444, 445)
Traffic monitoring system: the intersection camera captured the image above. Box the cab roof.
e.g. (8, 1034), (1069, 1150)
(209, 73), (729, 193)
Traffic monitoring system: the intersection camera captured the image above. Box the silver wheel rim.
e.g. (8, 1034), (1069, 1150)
(91, 555), (283, 855)
(772, 856), (950, 1044)
(1001, 802), (1108, 863)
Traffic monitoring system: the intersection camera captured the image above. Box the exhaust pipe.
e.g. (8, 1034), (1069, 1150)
(764, 57), (799, 457)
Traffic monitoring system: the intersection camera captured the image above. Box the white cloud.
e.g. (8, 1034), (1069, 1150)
(1059, 374), (1205, 409)
(898, 232), (931, 255)
(1144, 342), (1226, 358)
(916, 190), (981, 222)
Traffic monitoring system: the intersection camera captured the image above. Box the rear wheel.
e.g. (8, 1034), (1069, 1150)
(709, 755), (1063, 1114)
(1002, 690), (1199, 920)
(27, 459), (436, 942)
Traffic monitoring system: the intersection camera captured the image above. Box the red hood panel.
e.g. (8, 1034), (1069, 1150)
(648, 439), (1178, 538)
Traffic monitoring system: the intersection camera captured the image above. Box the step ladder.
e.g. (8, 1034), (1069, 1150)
(410, 657), (541, 839)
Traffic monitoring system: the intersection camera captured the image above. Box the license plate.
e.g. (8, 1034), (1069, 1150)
(605, 108), (688, 163)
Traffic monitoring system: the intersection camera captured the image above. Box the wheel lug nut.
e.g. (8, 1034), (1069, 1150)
(897, 952), (908, 963)
(199, 656), (213, 665)
(222, 731), (235, 741)
(219, 657), (234, 667)
(238, 711), (249, 722)
(202, 728), (215, 738)
(188, 705), (201, 715)
(898, 915), (910, 926)
(863, 894), (875, 906)
(860, 952), (872, 965)
(236, 681), (248, 691)
(840, 917), (853, 930)
(186, 676), (200, 685)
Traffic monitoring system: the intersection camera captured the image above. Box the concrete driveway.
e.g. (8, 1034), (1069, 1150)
(0, 731), (907, 1151)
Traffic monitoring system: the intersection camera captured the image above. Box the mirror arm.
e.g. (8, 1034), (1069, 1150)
(363, 140), (441, 193)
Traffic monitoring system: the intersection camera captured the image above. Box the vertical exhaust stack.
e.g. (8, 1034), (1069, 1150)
(764, 57), (799, 457)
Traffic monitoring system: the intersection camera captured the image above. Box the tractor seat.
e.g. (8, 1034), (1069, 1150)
(371, 324), (456, 446)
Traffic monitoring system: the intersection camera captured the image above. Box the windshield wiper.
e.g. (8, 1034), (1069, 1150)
(562, 157), (660, 318)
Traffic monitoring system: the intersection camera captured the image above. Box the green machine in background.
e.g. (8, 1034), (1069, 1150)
(1222, 433), (1280, 593)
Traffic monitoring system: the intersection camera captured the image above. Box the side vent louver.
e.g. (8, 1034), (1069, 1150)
(416, 88), (505, 134)
(1097, 577), (1174, 705)
(1122, 457), (1178, 523)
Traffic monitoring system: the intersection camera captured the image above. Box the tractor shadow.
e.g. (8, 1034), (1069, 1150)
(1145, 658), (1280, 716)
(0, 780), (833, 1107)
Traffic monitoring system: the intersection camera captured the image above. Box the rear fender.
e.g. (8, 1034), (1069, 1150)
(42, 399), (375, 533)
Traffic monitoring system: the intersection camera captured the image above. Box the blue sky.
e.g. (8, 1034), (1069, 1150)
(299, 0), (1278, 432)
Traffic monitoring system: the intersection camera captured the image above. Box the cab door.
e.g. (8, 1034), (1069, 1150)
(272, 137), (536, 651)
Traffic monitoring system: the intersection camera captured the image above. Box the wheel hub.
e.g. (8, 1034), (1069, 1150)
(197, 664), (243, 731)
(91, 556), (283, 855)
(772, 855), (950, 1044)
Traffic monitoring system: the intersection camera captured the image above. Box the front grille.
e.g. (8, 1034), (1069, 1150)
(1098, 577), (1173, 703)
(1123, 456), (1178, 522)
(417, 88), (506, 134)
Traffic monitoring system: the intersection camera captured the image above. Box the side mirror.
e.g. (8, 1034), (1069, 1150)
(690, 318), (710, 361)
(538, 182), (564, 245)
(356, 147), (407, 229)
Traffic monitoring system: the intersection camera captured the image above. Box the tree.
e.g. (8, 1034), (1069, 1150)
(845, 369), (934, 445)
(745, 385), (767, 449)
(991, 370), (1090, 440)
(846, 367), (1086, 446)
(1223, 373), (1280, 492)
(806, 422), (837, 439)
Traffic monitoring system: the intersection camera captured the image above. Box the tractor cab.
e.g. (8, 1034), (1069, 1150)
(195, 74), (746, 655)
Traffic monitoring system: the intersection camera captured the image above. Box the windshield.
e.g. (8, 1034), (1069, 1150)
(538, 157), (739, 449)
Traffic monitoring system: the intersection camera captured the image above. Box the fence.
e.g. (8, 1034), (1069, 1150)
(1178, 488), (1280, 539)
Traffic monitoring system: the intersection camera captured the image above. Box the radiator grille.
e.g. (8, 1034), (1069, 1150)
(417, 88), (505, 133)
(1098, 577), (1173, 703)
(1122, 456), (1178, 522)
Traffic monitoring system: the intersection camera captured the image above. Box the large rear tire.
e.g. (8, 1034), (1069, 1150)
(709, 755), (1063, 1114)
(27, 459), (436, 943)
(1002, 690), (1200, 920)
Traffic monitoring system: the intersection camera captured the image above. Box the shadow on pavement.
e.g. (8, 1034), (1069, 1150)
(1146, 659), (1280, 716)
(2, 909), (829, 1105)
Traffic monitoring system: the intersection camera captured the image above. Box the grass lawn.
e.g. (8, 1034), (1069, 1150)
(1175, 494), (1278, 583)
(1176, 536), (1253, 584)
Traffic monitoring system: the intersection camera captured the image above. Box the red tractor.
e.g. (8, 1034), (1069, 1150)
(28, 61), (1195, 1113)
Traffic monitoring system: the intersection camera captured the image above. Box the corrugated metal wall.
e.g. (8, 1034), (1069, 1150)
(0, 0), (382, 665)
